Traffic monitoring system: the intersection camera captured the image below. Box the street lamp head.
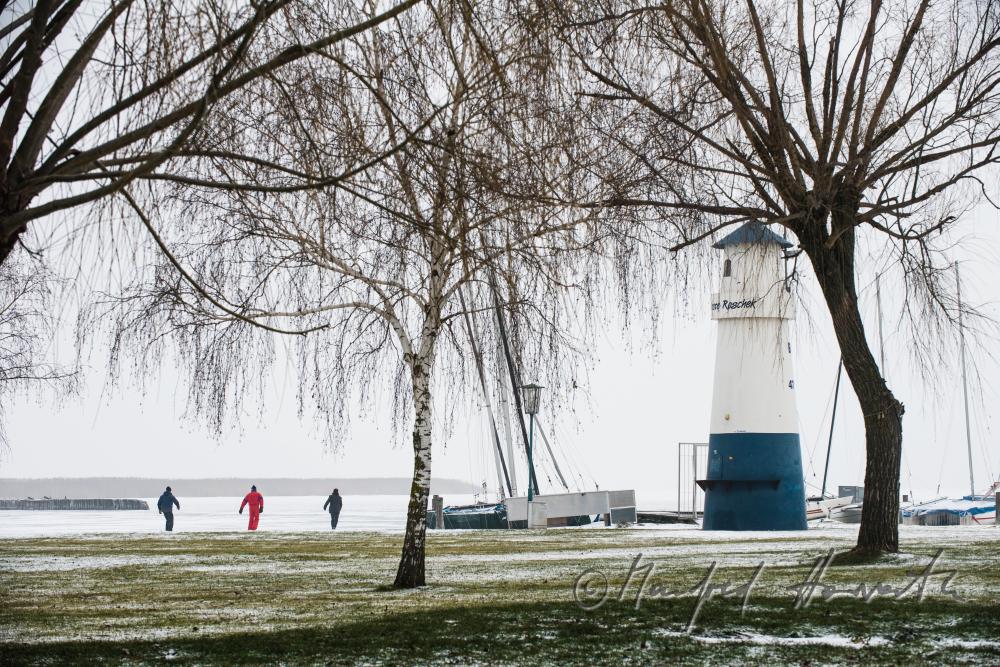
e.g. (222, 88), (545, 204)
(521, 383), (544, 415)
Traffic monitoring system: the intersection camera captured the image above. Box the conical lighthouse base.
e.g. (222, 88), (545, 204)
(699, 433), (808, 530)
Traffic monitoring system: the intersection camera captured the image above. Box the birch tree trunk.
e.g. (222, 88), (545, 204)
(394, 353), (434, 588)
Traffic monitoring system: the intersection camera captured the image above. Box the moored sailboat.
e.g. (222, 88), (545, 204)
(429, 279), (635, 530)
(903, 265), (1000, 525)
(807, 359), (854, 522)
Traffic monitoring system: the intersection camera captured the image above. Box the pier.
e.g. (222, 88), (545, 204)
(0, 498), (149, 511)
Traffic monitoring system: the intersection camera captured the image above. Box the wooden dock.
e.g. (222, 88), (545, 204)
(0, 498), (149, 510)
(636, 510), (700, 525)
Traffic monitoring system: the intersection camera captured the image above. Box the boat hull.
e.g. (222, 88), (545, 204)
(426, 503), (509, 529)
(426, 501), (595, 530)
(829, 504), (863, 524)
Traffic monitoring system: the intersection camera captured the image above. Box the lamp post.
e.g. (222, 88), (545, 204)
(520, 383), (543, 503)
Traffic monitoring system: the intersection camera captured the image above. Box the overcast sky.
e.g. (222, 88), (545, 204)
(3, 205), (999, 508)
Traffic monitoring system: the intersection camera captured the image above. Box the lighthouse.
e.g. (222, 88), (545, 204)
(699, 222), (807, 530)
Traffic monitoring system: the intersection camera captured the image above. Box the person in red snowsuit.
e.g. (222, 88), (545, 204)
(239, 485), (264, 531)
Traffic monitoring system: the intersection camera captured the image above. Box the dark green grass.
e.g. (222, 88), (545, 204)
(3, 597), (999, 666)
(1, 530), (998, 665)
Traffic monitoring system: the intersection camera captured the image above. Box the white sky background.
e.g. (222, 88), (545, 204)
(3, 205), (999, 508)
(3, 3), (999, 515)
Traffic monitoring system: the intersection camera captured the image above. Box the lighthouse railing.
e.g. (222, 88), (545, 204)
(678, 442), (708, 520)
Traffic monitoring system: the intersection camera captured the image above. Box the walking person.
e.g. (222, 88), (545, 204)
(323, 489), (343, 530)
(239, 485), (264, 531)
(157, 486), (180, 532)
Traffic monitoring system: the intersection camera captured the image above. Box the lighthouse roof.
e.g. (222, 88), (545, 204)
(712, 222), (792, 249)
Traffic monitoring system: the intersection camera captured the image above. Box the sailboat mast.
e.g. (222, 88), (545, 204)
(488, 271), (540, 496)
(877, 271), (917, 502)
(496, 358), (519, 496)
(458, 287), (513, 498)
(956, 262), (976, 497)
(821, 360), (843, 498)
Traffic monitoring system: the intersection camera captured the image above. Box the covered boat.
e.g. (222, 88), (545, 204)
(901, 496), (996, 526)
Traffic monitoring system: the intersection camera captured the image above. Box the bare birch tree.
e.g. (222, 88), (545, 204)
(0, 0), (421, 267)
(562, 0), (1000, 555)
(96, 0), (596, 587)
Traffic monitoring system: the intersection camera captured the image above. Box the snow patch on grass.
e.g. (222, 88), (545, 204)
(655, 628), (890, 648)
(0, 554), (198, 572)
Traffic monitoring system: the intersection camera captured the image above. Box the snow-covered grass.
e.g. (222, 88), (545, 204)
(1, 525), (998, 665)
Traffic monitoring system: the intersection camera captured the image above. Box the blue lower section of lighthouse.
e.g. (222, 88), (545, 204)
(700, 433), (807, 530)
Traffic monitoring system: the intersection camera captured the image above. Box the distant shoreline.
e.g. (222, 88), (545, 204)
(0, 477), (478, 498)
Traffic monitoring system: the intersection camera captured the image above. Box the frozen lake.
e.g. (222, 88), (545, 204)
(5, 495), (990, 541)
(0, 494), (479, 537)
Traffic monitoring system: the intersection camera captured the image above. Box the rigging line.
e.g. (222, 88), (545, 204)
(559, 440), (587, 492)
(974, 410), (996, 485)
(550, 420), (594, 491)
(458, 286), (512, 497)
(474, 411), (491, 501)
(877, 271), (915, 500)
(956, 262), (976, 496)
(966, 375), (997, 484)
(533, 437), (562, 491)
(934, 388), (959, 491)
(560, 422), (599, 489)
(465, 413), (475, 500)
(483, 411), (504, 501)
(804, 479), (826, 494)
(533, 418), (570, 491)
(494, 368), (519, 495)
(542, 421), (577, 491)
(486, 267), (539, 496)
(562, 430), (594, 491)
(804, 363), (838, 477)
(902, 452), (915, 502)
(875, 272), (887, 372)
(821, 360), (843, 499)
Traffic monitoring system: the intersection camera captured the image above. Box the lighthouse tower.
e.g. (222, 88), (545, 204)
(700, 223), (807, 530)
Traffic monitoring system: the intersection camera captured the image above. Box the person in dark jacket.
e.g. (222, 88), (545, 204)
(323, 489), (343, 529)
(157, 486), (180, 531)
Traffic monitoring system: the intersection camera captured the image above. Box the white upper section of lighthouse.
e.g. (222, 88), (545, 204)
(711, 235), (795, 321)
(708, 224), (799, 435)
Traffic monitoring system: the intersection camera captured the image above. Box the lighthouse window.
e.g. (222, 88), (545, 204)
(722, 259), (732, 277)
